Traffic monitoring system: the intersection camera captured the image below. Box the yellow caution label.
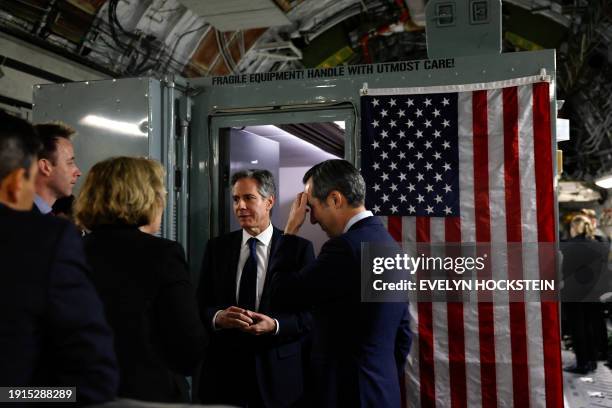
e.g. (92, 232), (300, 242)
(317, 46), (355, 68)
(505, 32), (544, 51)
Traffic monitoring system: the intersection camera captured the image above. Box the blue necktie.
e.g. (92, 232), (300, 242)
(238, 237), (258, 310)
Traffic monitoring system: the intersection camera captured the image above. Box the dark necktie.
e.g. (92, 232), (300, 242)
(238, 237), (258, 310)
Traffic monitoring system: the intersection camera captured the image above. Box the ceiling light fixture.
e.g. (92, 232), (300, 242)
(595, 174), (612, 189)
(556, 118), (569, 142)
(80, 115), (148, 137)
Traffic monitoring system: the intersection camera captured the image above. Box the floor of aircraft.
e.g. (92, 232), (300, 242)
(563, 346), (612, 407)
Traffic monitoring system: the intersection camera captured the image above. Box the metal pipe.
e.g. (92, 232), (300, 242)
(162, 77), (177, 240)
(34, 0), (57, 37)
(178, 113), (190, 251)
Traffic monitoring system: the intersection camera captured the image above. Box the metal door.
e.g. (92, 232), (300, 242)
(190, 106), (356, 278)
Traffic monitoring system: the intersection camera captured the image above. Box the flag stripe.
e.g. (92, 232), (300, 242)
(487, 88), (514, 407)
(472, 90), (498, 408)
(533, 83), (555, 244)
(401, 216), (421, 408)
(541, 302), (562, 408)
(403, 217), (417, 244)
(502, 86), (531, 407)
(509, 303), (529, 400)
(418, 300), (435, 408)
(430, 219), (450, 408)
(416, 217), (435, 407)
(445, 218), (461, 242)
(478, 303), (497, 408)
(416, 217), (431, 243)
(388, 216), (403, 242)
(457, 91), (482, 408)
(445, 218), (467, 408)
(517, 84), (547, 405)
(473, 91), (491, 243)
(532, 83), (563, 408)
(407, 300), (422, 408)
(503, 87), (523, 244)
(447, 303), (467, 408)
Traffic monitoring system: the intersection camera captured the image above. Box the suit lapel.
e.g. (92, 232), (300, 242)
(259, 227), (281, 310)
(227, 230), (243, 303)
(267, 227), (282, 272)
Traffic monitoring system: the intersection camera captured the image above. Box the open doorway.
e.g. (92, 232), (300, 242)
(219, 122), (344, 254)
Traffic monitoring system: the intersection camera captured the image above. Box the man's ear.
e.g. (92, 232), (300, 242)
(267, 195), (275, 211)
(0, 169), (25, 204)
(38, 158), (53, 177)
(328, 191), (344, 209)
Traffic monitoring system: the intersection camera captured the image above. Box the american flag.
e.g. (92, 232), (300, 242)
(360, 77), (562, 408)
(362, 93), (460, 217)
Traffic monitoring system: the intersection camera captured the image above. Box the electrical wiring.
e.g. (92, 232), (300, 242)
(98, 0), (170, 75)
(163, 23), (209, 73)
(133, 36), (156, 74)
(555, 1), (612, 178)
(9, 0), (49, 12)
(107, 0), (127, 50)
(109, 0), (135, 38)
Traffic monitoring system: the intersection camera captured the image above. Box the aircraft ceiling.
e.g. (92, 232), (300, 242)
(0, 0), (609, 183)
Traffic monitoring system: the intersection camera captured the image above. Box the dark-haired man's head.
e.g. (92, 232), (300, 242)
(0, 112), (42, 210)
(33, 122), (81, 207)
(230, 169), (276, 236)
(302, 159), (366, 238)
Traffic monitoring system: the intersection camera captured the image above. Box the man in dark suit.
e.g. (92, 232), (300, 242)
(32, 122), (81, 214)
(197, 169), (315, 408)
(0, 112), (118, 404)
(272, 159), (412, 408)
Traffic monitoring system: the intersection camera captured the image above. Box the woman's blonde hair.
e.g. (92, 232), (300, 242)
(570, 214), (594, 239)
(74, 157), (166, 230)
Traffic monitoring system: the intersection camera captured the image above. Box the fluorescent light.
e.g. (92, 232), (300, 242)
(80, 115), (147, 137)
(334, 121), (345, 130)
(595, 175), (612, 189)
(557, 118), (569, 142)
(250, 160), (258, 164)
(558, 181), (602, 202)
(557, 100), (565, 111)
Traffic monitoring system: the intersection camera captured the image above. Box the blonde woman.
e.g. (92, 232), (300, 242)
(562, 214), (607, 375)
(75, 157), (206, 402)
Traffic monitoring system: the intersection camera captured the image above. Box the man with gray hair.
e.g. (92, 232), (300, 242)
(197, 169), (315, 407)
(272, 159), (412, 407)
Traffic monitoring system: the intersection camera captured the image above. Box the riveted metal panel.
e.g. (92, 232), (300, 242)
(32, 77), (168, 230)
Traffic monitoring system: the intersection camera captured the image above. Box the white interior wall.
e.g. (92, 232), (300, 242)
(279, 166), (329, 255)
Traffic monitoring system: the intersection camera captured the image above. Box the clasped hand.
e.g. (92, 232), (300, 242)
(215, 306), (276, 335)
